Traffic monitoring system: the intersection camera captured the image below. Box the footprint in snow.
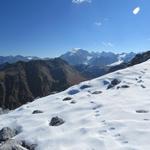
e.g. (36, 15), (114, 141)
(138, 76), (142, 79)
(91, 91), (102, 94)
(94, 108), (101, 117)
(98, 129), (107, 134)
(109, 127), (115, 130)
(114, 133), (121, 137)
(113, 132), (129, 144)
(141, 71), (145, 74)
(137, 80), (143, 83)
(122, 141), (128, 144)
(95, 110), (100, 113)
(70, 100), (77, 104)
(102, 123), (129, 145)
(141, 84), (146, 88)
(101, 120), (107, 125)
(92, 104), (103, 110)
(89, 101), (102, 117)
(95, 114), (101, 117)
(79, 128), (88, 134)
(94, 110), (100, 117)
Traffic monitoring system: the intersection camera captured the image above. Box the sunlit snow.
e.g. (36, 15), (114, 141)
(1, 60), (150, 149)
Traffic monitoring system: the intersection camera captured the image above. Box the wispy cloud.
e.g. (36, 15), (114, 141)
(102, 42), (114, 48)
(94, 18), (108, 27)
(133, 7), (140, 15)
(72, 0), (92, 4)
(94, 21), (102, 27)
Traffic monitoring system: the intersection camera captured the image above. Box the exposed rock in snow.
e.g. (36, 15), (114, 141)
(107, 78), (121, 89)
(62, 97), (72, 101)
(0, 139), (37, 150)
(21, 141), (37, 150)
(32, 110), (43, 114)
(0, 127), (16, 142)
(117, 85), (130, 89)
(0, 139), (26, 150)
(49, 117), (65, 126)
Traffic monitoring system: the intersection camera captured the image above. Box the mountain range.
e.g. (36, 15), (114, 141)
(60, 49), (136, 79)
(0, 55), (40, 65)
(60, 48), (136, 66)
(0, 50), (136, 67)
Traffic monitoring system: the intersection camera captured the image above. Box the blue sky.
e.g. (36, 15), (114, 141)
(0, 0), (150, 57)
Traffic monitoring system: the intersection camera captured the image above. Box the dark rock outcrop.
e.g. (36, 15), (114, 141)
(107, 79), (121, 89)
(0, 139), (37, 150)
(32, 110), (43, 114)
(49, 116), (65, 126)
(128, 51), (150, 66)
(22, 141), (37, 150)
(63, 97), (72, 101)
(120, 85), (130, 88)
(0, 127), (16, 142)
(0, 139), (25, 150)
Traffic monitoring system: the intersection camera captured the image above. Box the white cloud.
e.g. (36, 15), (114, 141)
(133, 7), (140, 15)
(72, 0), (92, 4)
(94, 21), (102, 27)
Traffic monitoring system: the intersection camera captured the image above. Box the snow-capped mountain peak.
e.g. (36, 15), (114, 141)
(60, 49), (136, 66)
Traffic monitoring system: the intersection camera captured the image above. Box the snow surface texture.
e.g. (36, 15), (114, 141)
(1, 60), (150, 150)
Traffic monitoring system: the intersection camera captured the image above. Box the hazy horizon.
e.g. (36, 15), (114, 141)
(0, 48), (144, 58)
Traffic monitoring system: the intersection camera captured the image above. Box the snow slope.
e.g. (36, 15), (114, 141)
(1, 60), (150, 150)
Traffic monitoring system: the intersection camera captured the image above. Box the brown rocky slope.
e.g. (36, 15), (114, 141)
(0, 58), (86, 109)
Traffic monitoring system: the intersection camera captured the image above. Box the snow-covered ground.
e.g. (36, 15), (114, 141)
(1, 60), (150, 150)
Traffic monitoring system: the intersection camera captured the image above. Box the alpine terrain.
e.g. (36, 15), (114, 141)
(60, 49), (136, 79)
(0, 58), (150, 149)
